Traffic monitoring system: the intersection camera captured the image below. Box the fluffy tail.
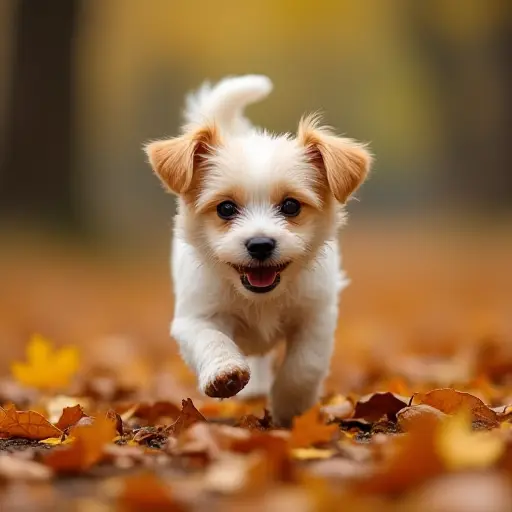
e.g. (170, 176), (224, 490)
(183, 75), (272, 134)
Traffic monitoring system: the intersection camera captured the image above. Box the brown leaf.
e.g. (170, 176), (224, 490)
(55, 404), (87, 431)
(0, 406), (62, 440)
(236, 410), (273, 431)
(353, 392), (409, 422)
(132, 401), (181, 424)
(397, 405), (448, 432)
(106, 409), (124, 436)
(43, 416), (116, 474)
(413, 388), (499, 427)
(289, 405), (338, 449)
(166, 399), (207, 437)
(117, 471), (186, 511)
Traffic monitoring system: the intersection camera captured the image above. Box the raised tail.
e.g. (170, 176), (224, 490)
(183, 75), (272, 134)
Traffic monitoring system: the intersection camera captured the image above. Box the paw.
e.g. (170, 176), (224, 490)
(202, 365), (250, 398)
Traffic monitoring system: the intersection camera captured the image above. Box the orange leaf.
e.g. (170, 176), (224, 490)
(167, 399), (207, 437)
(43, 416), (116, 474)
(55, 405), (87, 431)
(289, 405), (337, 449)
(0, 407), (62, 440)
(413, 388), (498, 427)
(117, 471), (186, 511)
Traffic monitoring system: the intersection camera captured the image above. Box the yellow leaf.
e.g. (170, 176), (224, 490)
(289, 405), (337, 449)
(39, 436), (74, 446)
(435, 410), (505, 471)
(11, 334), (79, 391)
(291, 448), (335, 460)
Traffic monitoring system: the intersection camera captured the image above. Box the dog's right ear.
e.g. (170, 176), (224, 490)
(144, 125), (220, 195)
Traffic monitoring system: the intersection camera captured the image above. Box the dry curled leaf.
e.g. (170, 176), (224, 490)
(11, 334), (79, 391)
(0, 406), (62, 440)
(289, 405), (337, 449)
(106, 409), (124, 436)
(130, 400), (181, 425)
(413, 388), (499, 427)
(166, 398), (207, 437)
(43, 416), (116, 474)
(55, 404), (87, 431)
(353, 392), (409, 422)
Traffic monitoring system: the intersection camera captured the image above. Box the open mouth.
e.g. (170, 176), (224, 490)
(230, 263), (290, 294)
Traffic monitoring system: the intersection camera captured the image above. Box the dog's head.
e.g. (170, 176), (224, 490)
(145, 116), (371, 297)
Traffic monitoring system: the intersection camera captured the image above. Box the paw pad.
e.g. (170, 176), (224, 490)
(205, 368), (250, 398)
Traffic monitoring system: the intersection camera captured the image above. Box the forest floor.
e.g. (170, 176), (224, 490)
(0, 220), (511, 511)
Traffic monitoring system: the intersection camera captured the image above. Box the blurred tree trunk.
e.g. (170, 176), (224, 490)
(0, 0), (80, 227)
(408, 3), (512, 210)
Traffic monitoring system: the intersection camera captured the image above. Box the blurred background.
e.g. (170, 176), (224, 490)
(0, 0), (511, 391)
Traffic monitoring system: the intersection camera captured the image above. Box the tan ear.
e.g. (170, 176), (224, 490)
(144, 125), (220, 195)
(298, 114), (372, 203)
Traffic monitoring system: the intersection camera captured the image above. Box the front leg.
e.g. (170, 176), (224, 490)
(270, 307), (337, 426)
(171, 316), (250, 398)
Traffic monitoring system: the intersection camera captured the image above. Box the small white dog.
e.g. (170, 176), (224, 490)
(145, 75), (371, 426)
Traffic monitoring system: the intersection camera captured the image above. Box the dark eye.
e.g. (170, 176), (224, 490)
(280, 198), (301, 217)
(217, 201), (238, 220)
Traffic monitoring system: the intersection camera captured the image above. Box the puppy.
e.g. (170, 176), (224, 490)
(145, 75), (371, 426)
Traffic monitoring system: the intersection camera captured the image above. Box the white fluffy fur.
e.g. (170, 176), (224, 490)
(145, 75), (371, 426)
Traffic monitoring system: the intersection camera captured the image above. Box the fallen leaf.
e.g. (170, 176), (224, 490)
(39, 436), (73, 446)
(166, 399), (207, 437)
(43, 416), (116, 474)
(397, 405), (448, 432)
(231, 433), (295, 483)
(117, 471), (185, 511)
(291, 448), (336, 460)
(236, 410), (273, 431)
(289, 405), (338, 449)
(55, 404), (87, 431)
(106, 409), (124, 436)
(413, 388), (499, 427)
(131, 401), (181, 424)
(358, 414), (443, 494)
(11, 334), (79, 391)
(45, 395), (88, 424)
(435, 410), (505, 470)
(0, 406), (62, 440)
(353, 392), (409, 422)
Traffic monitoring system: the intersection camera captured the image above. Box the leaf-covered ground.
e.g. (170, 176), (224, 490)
(1, 223), (512, 511)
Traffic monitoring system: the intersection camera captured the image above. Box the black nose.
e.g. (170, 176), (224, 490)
(245, 237), (276, 261)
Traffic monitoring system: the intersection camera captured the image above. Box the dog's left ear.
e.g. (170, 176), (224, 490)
(144, 124), (220, 195)
(297, 115), (372, 203)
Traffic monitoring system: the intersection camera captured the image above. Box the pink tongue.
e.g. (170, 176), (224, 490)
(246, 268), (277, 287)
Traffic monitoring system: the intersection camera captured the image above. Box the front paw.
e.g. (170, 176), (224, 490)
(201, 364), (250, 398)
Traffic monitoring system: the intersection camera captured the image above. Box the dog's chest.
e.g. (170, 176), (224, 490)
(231, 303), (286, 355)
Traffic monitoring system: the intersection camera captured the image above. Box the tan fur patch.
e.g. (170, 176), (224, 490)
(144, 124), (221, 196)
(297, 114), (372, 203)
